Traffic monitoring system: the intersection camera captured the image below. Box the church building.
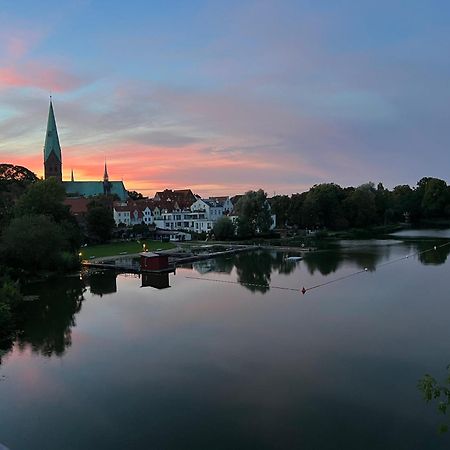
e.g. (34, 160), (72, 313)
(43, 100), (128, 201)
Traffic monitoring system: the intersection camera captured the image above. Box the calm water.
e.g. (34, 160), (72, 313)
(1, 238), (450, 450)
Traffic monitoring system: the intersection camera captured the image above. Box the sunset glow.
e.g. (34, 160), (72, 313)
(1, 1), (449, 196)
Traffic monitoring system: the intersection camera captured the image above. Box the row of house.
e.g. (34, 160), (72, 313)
(64, 188), (276, 235)
(113, 191), (235, 231)
(112, 189), (275, 233)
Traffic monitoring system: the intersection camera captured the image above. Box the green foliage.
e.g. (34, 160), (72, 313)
(302, 183), (347, 229)
(418, 366), (450, 433)
(128, 190), (145, 200)
(86, 204), (115, 243)
(235, 189), (272, 237)
(343, 183), (377, 228)
(15, 177), (67, 220)
(1, 215), (67, 272)
(269, 195), (290, 227)
(213, 216), (235, 240)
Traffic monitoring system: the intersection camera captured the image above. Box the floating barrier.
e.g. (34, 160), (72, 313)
(185, 241), (450, 294)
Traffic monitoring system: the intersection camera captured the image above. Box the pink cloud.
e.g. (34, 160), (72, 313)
(0, 63), (88, 92)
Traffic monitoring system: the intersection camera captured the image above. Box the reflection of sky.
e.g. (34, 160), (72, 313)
(2, 1), (450, 196)
(1, 243), (450, 449)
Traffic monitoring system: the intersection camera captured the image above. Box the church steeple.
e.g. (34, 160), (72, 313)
(103, 161), (109, 182)
(103, 160), (111, 195)
(43, 98), (62, 181)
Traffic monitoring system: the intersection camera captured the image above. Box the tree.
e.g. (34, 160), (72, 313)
(1, 215), (66, 272)
(234, 189), (272, 236)
(418, 366), (450, 433)
(269, 195), (290, 228)
(343, 183), (378, 228)
(15, 177), (68, 222)
(417, 177), (448, 218)
(213, 216), (235, 240)
(0, 163), (38, 186)
(86, 204), (115, 242)
(0, 164), (38, 228)
(302, 183), (347, 229)
(128, 190), (145, 200)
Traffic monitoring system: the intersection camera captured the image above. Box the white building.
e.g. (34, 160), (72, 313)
(190, 197), (233, 221)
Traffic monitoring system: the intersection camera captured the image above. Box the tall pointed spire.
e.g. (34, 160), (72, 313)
(43, 98), (62, 181)
(71, 169), (74, 182)
(44, 98), (62, 163)
(103, 160), (109, 182)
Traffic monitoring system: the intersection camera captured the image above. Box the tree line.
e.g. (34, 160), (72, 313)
(269, 177), (450, 230)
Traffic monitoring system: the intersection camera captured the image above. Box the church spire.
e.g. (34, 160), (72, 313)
(43, 98), (62, 181)
(103, 161), (109, 182)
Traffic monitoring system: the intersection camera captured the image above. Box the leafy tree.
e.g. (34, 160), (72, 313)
(13, 178), (81, 251)
(302, 183), (347, 229)
(269, 195), (290, 228)
(289, 192), (307, 227)
(418, 366), (450, 433)
(0, 164), (38, 228)
(343, 183), (378, 228)
(128, 190), (145, 200)
(417, 177), (448, 218)
(0, 164), (38, 186)
(15, 177), (68, 222)
(234, 189), (272, 236)
(86, 204), (115, 242)
(1, 215), (66, 272)
(213, 216), (235, 240)
(391, 185), (419, 221)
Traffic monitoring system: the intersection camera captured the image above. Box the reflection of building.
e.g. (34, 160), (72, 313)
(141, 272), (170, 289)
(43, 100), (128, 201)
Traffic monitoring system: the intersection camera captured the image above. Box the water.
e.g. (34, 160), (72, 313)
(1, 237), (450, 449)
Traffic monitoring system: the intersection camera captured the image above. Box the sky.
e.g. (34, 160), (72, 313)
(0, 0), (449, 197)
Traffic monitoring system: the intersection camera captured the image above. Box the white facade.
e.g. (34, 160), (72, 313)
(113, 208), (131, 225)
(190, 197), (233, 221)
(153, 209), (214, 233)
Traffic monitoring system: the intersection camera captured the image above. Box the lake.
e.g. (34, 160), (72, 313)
(1, 237), (450, 449)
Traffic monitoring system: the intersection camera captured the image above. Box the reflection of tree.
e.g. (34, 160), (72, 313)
(269, 252), (297, 275)
(302, 247), (384, 275)
(303, 251), (343, 275)
(85, 270), (117, 296)
(234, 251), (273, 293)
(16, 276), (85, 357)
(416, 241), (450, 266)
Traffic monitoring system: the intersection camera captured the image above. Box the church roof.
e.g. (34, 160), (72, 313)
(64, 181), (128, 201)
(44, 101), (62, 163)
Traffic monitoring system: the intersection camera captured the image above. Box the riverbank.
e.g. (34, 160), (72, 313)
(80, 240), (176, 259)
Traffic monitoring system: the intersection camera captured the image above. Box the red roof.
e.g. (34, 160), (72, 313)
(64, 197), (90, 215)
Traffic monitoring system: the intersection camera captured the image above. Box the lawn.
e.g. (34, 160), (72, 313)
(80, 240), (176, 259)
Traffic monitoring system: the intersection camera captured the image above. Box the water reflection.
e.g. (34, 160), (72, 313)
(17, 276), (86, 357)
(188, 240), (450, 293)
(192, 250), (298, 294)
(141, 272), (170, 289)
(85, 270), (117, 296)
(416, 242), (450, 265)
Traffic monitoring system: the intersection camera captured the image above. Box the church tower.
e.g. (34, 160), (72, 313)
(43, 99), (62, 181)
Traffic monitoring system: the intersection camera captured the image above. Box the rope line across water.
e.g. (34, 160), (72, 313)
(184, 241), (450, 294)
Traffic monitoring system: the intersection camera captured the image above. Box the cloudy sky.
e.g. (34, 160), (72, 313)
(1, 0), (449, 196)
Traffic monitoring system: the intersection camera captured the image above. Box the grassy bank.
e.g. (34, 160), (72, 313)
(80, 240), (176, 259)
